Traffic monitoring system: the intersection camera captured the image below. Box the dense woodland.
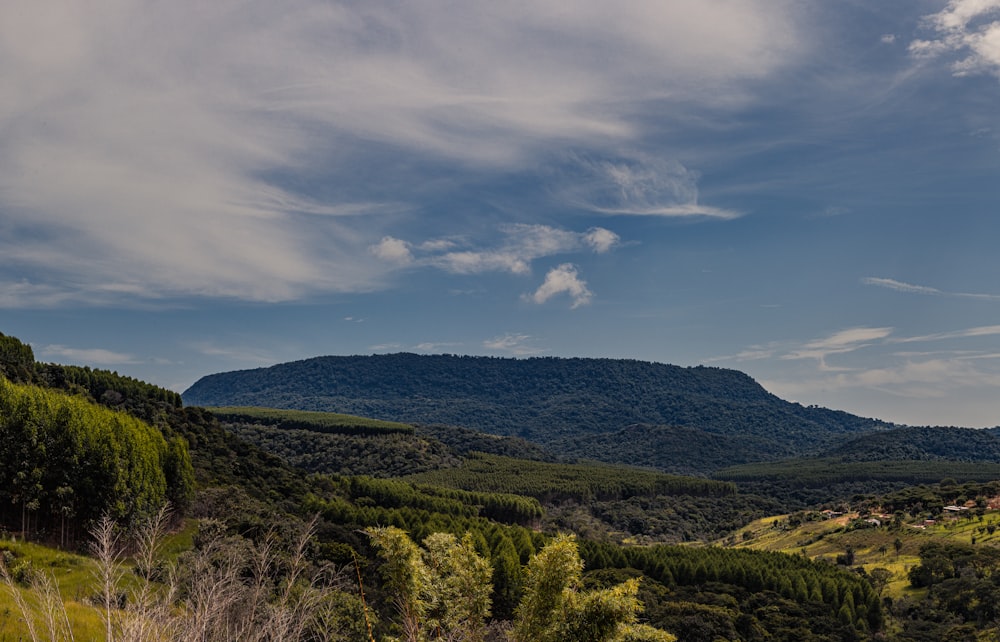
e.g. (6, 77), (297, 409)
(8, 331), (1000, 639)
(182, 353), (892, 472)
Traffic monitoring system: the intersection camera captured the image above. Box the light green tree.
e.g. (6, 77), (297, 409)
(370, 528), (675, 642)
(368, 526), (494, 642)
(511, 533), (674, 642)
(368, 526), (430, 641)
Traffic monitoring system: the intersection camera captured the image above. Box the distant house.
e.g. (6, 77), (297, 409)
(865, 518), (882, 527)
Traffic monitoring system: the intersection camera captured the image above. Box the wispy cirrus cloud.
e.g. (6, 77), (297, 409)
(190, 342), (277, 364)
(40, 345), (139, 366)
(892, 324), (1000, 344)
(558, 152), (741, 219)
(0, 0), (799, 307)
(483, 333), (546, 355)
(862, 276), (1000, 300)
(764, 356), (1000, 403)
(717, 322), (1000, 426)
(781, 327), (894, 368)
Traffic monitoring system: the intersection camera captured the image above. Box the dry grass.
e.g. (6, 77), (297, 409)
(2, 509), (366, 642)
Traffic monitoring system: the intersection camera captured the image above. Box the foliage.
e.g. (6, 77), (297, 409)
(0, 332), (37, 383)
(181, 353), (889, 470)
(892, 542), (1000, 640)
(303, 475), (541, 619)
(550, 423), (789, 476)
(580, 541), (881, 641)
(406, 453), (736, 504)
(406, 454), (781, 544)
(0, 377), (191, 539)
(228, 422), (461, 477)
(39, 363), (183, 415)
(369, 529), (675, 642)
(511, 534), (675, 642)
(2, 511), (372, 642)
(368, 526), (494, 641)
(216, 407), (552, 479)
(823, 425), (1000, 462)
(413, 423), (553, 461)
(715, 458), (1000, 507)
(209, 405), (415, 436)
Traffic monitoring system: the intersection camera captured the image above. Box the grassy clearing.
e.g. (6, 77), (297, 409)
(0, 519), (199, 641)
(208, 405), (414, 435)
(0, 537), (106, 640)
(726, 510), (1000, 600)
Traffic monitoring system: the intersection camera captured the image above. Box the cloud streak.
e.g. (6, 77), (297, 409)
(483, 333), (546, 355)
(40, 345), (138, 366)
(0, 0), (797, 306)
(781, 327), (894, 367)
(373, 224), (620, 278)
(862, 277), (1000, 300)
(558, 152), (741, 219)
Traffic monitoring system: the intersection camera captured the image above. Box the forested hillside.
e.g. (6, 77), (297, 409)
(822, 425), (1000, 462)
(9, 329), (995, 640)
(183, 353), (892, 470)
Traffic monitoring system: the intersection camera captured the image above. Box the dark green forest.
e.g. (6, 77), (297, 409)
(182, 353), (892, 471)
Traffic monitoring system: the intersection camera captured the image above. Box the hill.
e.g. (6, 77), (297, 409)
(821, 425), (1000, 462)
(182, 353), (892, 471)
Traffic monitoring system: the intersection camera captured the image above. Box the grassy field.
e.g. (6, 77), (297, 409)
(0, 520), (198, 641)
(208, 405), (414, 435)
(725, 509), (1000, 600)
(0, 538), (105, 640)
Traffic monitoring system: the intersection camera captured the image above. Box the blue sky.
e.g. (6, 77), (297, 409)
(2, 0), (1000, 427)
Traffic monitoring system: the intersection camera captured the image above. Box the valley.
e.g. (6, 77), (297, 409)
(3, 333), (1000, 640)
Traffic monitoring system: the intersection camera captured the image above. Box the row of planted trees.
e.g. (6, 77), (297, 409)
(0, 377), (194, 545)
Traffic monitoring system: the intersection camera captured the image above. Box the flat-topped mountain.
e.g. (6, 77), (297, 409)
(183, 353), (892, 471)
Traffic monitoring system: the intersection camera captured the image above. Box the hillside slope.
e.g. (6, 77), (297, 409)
(183, 353), (892, 470)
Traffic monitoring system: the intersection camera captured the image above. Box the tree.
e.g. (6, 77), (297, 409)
(367, 526), (429, 641)
(868, 568), (892, 597)
(510, 534), (674, 642)
(368, 526), (494, 642)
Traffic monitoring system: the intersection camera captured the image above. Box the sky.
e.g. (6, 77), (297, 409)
(2, 0), (1000, 428)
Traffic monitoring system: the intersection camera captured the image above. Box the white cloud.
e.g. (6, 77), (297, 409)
(584, 228), (621, 253)
(862, 276), (1000, 300)
(370, 343), (404, 351)
(862, 277), (943, 295)
(524, 263), (593, 308)
(483, 333), (545, 355)
(370, 237), (414, 264)
(782, 326), (894, 365)
(911, 1), (1000, 77)
(0, 0), (798, 306)
(187, 341), (279, 364)
(434, 251), (532, 276)
(411, 342), (462, 353)
(40, 345), (138, 366)
(424, 224), (619, 275)
(559, 152), (741, 219)
(894, 324), (1000, 344)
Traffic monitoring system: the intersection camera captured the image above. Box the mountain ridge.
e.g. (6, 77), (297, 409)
(183, 353), (895, 471)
